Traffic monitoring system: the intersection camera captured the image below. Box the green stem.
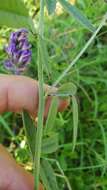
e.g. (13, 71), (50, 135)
(53, 13), (107, 87)
(34, 0), (44, 189)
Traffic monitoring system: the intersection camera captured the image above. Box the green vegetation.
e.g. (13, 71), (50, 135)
(0, 0), (107, 189)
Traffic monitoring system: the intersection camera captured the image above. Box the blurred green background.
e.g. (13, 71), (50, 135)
(0, 0), (107, 189)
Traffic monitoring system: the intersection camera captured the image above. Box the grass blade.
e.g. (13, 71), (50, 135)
(0, 116), (15, 138)
(39, 37), (51, 77)
(45, 0), (56, 15)
(45, 96), (58, 133)
(59, 0), (95, 32)
(72, 96), (78, 151)
(40, 159), (59, 190)
(22, 111), (36, 159)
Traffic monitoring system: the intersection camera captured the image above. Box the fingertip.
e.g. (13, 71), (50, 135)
(44, 96), (70, 119)
(58, 97), (70, 112)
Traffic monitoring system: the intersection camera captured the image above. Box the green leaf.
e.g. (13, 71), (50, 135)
(22, 111), (36, 159)
(39, 37), (51, 76)
(59, 0), (95, 32)
(45, 0), (56, 15)
(0, 115), (15, 138)
(42, 133), (59, 154)
(53, 82), (77, 97)
(0, 0), (34, 30)
(72, 96), (78, 151)
(22, 111), (58, 158)
(45, 96), (59, 133)
(40, 159), (59, 190)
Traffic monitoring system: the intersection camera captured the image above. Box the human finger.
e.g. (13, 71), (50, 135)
(0, 74), (69, 117)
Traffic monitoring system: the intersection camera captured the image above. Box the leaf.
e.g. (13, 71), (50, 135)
(0, 0), (34, 30)
(40, 159), (59, 190)
(45, 96), (58, 133)
(22, 111), (36, 159)
(45, 0), (56, 15)
(42, 133), (59, 154)
(39, 37), (51, 76)
(53, 82), (77, 97)
(0, 115), (15, 138)
(59, 0), (95, 32)
(22, 111), (58, 158)
(72, 96), (78, 151)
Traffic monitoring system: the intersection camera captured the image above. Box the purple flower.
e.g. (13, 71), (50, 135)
(4, 60), (14, 70)
(4, 28), (31, 74)
(19, 50), (32, 63)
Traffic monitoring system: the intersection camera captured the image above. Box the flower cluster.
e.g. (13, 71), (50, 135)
(4, 28), (31, 74)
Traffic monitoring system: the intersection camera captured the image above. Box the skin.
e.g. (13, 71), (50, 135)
(0, 74), (69, 190)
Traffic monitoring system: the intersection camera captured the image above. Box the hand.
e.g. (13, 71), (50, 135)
(0, 74), (69, 190)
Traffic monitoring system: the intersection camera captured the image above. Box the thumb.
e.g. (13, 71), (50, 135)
(0, 144), (43, 190)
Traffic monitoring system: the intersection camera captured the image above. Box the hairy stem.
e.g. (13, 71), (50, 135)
(34, 0), (44, 189)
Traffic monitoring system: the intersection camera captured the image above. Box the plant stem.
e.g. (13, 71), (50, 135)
(34, 0), (44, 189)
(53, 13), (107, 87)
